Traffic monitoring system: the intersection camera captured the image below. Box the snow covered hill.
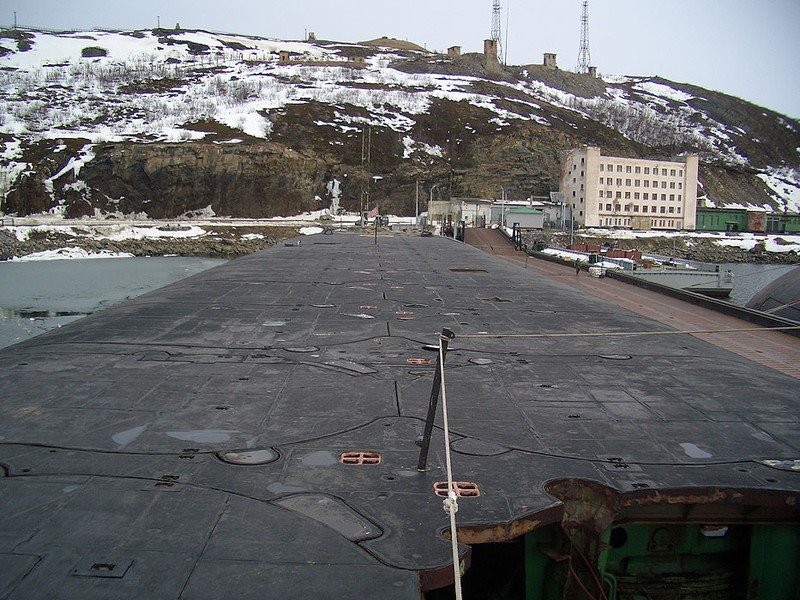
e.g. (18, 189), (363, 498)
(0, 27), (798, 218)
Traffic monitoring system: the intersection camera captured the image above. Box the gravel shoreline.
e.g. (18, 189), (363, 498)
(0, 225), (301, 261)
(520, 231), (799, 265)
(1, 222), (798, 264)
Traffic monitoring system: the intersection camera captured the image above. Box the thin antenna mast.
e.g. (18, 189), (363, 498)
(491, 0), (502, 60)
(577, 0), (591, 73)
(503, 0), (510, 66)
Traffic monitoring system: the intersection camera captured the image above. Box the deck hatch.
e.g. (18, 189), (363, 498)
(433, 481), (481, 498)
(71, 558), (134, 579)
(339, 451), (382, 465)
(406, 358), (433, 366)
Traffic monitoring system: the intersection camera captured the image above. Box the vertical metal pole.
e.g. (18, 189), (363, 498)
(417, 328), (455, 471)
(569, 204), (574, 247)
(415, 180), (419, 227)
(374, 216), (378, 245)
(501, 187), (505, 228)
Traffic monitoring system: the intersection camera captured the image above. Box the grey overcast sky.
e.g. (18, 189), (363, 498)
(3, 0), (799, 119)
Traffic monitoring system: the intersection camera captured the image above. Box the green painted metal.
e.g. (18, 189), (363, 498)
(747, 525), (800, 600)
(696, 207), (800, 233)
(524, 523), (800, 600)
(783, 214), (800, 233)
(696, 208), (749, 232)
(525, 526), (571, 600)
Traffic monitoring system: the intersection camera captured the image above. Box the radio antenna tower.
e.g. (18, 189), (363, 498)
(491, 0), (503, 59)
(577, 0), (591, 73)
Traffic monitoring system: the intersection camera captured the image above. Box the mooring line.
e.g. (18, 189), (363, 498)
(439, 336), (463, 600)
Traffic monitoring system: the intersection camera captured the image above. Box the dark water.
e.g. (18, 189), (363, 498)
(0, 257), (226, 349)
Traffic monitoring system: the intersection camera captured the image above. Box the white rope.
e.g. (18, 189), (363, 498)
(439, 336), (463, 600)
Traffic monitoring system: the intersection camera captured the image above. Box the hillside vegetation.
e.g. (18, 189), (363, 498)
(0, 28), (798, 218)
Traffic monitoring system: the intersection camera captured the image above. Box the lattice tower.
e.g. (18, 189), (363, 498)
(491, 0), (503, 57)
(577, 0), (591, 73)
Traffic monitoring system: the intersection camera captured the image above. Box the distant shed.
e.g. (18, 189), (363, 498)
(503, 206), (545, 229)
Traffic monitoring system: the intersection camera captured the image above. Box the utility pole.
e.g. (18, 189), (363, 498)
(429, 184), (438, 225)
(500, 187), (506, 228)
(503, 0), (510, 66)
(415, 179), (419, 227)
(361, 127), (372, 222)
(569, 204), (575, 247)
(577, 0), (591, 73)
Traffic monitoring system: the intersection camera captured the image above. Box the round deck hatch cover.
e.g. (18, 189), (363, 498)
(216, 449), (279, 465)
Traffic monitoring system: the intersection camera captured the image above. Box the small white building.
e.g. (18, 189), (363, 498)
(427, 199), (459, 226)
(491, 200), (558, 228)
(428, 197), (559, 229)
(458, 198), (492, 227)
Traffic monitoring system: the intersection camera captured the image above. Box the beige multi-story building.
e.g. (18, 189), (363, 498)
(560, 147), (699, 230)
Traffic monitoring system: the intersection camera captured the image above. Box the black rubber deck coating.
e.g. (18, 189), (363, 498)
(0, 233), (798, 598)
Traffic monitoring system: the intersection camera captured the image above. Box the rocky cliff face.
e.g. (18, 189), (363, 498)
(1, 29), (798, 218)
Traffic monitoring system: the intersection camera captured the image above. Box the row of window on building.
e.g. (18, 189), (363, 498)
(602, 217), (681, 228)
(599, 164), (683, 177)
(600, 178), (683, 189)
(600, 191), (683, 202)
(599, 203), (682, 215)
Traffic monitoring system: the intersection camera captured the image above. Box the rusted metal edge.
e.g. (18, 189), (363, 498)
(418, 480), (799, 591)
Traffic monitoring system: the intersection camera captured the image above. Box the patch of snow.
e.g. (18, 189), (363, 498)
(633, 81), (694, 103)
(708, 233), (800, 253)
(44, 144), (95, 193)
(98, 225), (208, 241)
(602, 75), (635, 84)
(402, 136), (442, 158)
(402, 135), (414, 159)
(758, 170), (800, 213)
(580, 228), (800, 255)
(716, 202), (769, 211)
(241, 233), (265, 240)
(326, 178), (341, 214)
(183, 205), (216, 219)
(262, 208), (330, 222)
(764, 236), (800, 253)
(299, 226), (324, 235)
(542, 247), (586, 261)
(160, 128), (208, 142)
(5, 224), (78, 241)
(419, 142), (443, 157)
(9, 246), (134, 261)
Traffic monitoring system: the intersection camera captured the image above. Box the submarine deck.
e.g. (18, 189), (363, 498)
(0, 232), (798, 599)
